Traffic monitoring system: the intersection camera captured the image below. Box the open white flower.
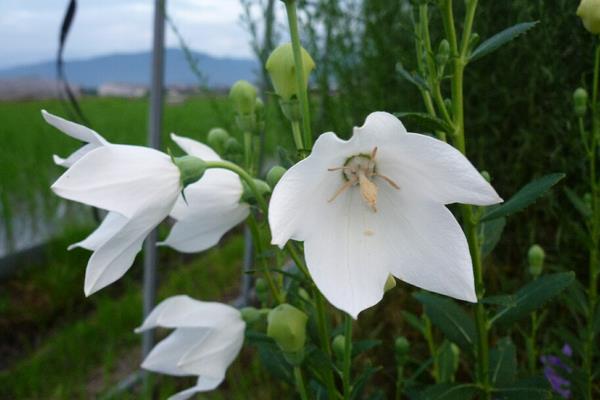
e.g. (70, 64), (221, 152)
(41, 110), (109, 167)
(51, 144), (181, 295)
(269, 112), (502, 318)
(136, 295), (246, 400)
(159, 133), (249, 253)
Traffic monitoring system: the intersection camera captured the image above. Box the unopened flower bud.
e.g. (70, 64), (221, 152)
(266, 166), (287, 188)
(436, 39), (450, 67)
(395, 336), (410, 363)
(573, 88), (588, 117)
(229, 80), (257, 116)
(577, 0), (600, 34)
(240, 306), (268, 324)
(266, 43), (315, 101)
(267, 304), (308, 360)
(224, 137), (242, 154)
(207, 128), (230, 153)
(255, 278), (269, 304)
(242, 179), (271, 204)
(173, 155), (207, 188)
(332, 335), (346, 360)
(480, 170), (491, 183)
(384, 274), (397, 292)
(528, 244), (545, 277)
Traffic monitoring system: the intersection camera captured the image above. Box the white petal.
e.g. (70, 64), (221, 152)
(161, 203), (249, 253)
(168, 376), (225, 400)
(352, 111), (407, 139)
(42, 110), (108, 145)
(376, 132), (502, 206)
(68, 211), (128, 251)
(135, 295), (242, 332)
(141, 328), (210, 376)
(51, 144), (180, 218)
(83, 208), (169, 295)
(53, 143), (100, 168)
(171, 133), (221, 161)
(377, 186), (476, 302)
(302, 188), (390, 318)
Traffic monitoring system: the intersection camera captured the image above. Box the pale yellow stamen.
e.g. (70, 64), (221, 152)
(358, 170), (378, 212)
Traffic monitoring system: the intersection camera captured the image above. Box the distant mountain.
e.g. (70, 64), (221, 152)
(0, 48), (258, 88)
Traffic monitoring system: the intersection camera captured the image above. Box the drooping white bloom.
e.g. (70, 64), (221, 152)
(136, 295), (246, 400)
(159, 133), (249, 253)
(51, 144), (181, 296)
(269, 112), (502, 318)
(41, 110), (109, 167)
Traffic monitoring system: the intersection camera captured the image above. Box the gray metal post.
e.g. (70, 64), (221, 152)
(143, 0), (166, 370)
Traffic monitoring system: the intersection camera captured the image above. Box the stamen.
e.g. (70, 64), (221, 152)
(358, 171), (378, 212)
(376, 173), (401, 190)
(328, 178), (356, 203)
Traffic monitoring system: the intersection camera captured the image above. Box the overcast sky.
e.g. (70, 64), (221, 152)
(0, 0), (255, 69)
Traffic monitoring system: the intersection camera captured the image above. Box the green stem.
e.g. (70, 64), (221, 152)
(526, 312), (537, 373)
(395, 365), (404, 400)
(284, 0), (313, 151)
(294, 366), (309, 400)
(291, 120), (305, 156)
(243, 130), (253, 173)
(342, 314), (353, 400)
(423, 315), (440, 382)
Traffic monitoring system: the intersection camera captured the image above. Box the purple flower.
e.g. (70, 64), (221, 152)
(540, 344), (573, 398)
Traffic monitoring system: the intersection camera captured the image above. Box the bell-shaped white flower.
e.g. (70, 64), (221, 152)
(51, 143), (181, 296)
(269, 112), (502, 318)
(135, 295), (246, 400)
(41, 110), (109, 167)
(159, 133), (249, 253)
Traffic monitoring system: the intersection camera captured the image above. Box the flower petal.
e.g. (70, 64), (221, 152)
(376, 131), (502, 206)
(302, 188), (390, 318)
(68, 211), (128, 251)
(135, 295), (242, 332)
(51, 144), (180, 218)
(141, 328), (210, 376)
(168, 376), (225, 400)
(42, 110), (108, 145)
(352, 111), (407, 139)
(161, 203), (249, 253)
(377, 185), (476, 302)
(171, 133), (220, 161)
(53, 143), (100, 168)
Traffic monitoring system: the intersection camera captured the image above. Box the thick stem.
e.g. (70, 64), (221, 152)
(291, 120), (304, 156)
(342, 314), (353, 400)
(244, 130), (253, 173)
(294, 366), (309, 400)
(284, 0), (313, 151)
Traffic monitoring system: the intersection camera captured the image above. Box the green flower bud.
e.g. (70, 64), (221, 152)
(242, 179), (271, 204)
(266, 166), (287, 188)
(573, 87), (588, 118)
(266, 43), (315, 101)
(267, 304), (308, 355)
(229, 80), (258, 116)
(255, 278), (269, 304)
(436, 39), (450, 67)
(332, 335), (346, 360)
(240, 307), (269, 324)
(528, 244), (545, 277)
(297, 288), (311, 302)
(577, 0), (600, 34)
(207, 128), (230, 153)
(384, 274), (397, 292)
(173, 155), (207, 188)
(480, 170), (491, 183)
(224, 137), (242, 154)
(395, 336), (410, 363)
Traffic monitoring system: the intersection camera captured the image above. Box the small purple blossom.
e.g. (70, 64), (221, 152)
(540, 344), (573, 398)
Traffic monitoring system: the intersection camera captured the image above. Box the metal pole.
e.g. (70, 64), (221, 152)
(142, 0), (166, 387)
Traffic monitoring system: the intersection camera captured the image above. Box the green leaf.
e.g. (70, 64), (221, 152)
(492, 377), (552, 400)
(491, 272), (575, 326)
(564, 187), (592, 219)
(437, 340), (460, 383)
(396, 63), (429, 91)
(482, 295), (514, 306)
(481, 216), (506, 257)
(489, 337), (517, 387)
(401, 310), (426, 335)
(351, 339), (381, 358)
(350, 366), (382, 400)
(394, 112), (452, 134)
(481, 173), (565, 222)
(413, 292), (476, 352)
(416, 383), (481, 400)
(469, 21), (539, 62)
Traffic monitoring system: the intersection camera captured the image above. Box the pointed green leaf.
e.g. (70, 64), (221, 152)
(437, 340), (460, 383)
(564, 187), (592, 219)
(481, 173), (565, 222)
(491, 272), (575, 326)
(416, 383), (481, 400)
(489, 337), (517, 387)
(492, 377), (552, 399)
(394, 112), (452, 134)
(401, 310), (426, 335)
(396, 63), (429, 91)
(469, 21), (539, 63)
(481, 216), (506, 257)
(413, 292), (476, 352)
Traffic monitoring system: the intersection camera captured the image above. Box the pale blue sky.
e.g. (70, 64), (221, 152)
(0, 0), (254, 69)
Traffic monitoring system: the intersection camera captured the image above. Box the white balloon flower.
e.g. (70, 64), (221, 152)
(136, 295), (246, 400)
(269, 112), (503, 318)
(160, 134), (250, 253)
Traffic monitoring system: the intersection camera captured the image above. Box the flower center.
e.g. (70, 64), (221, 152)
(328, 147), (399, 212)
